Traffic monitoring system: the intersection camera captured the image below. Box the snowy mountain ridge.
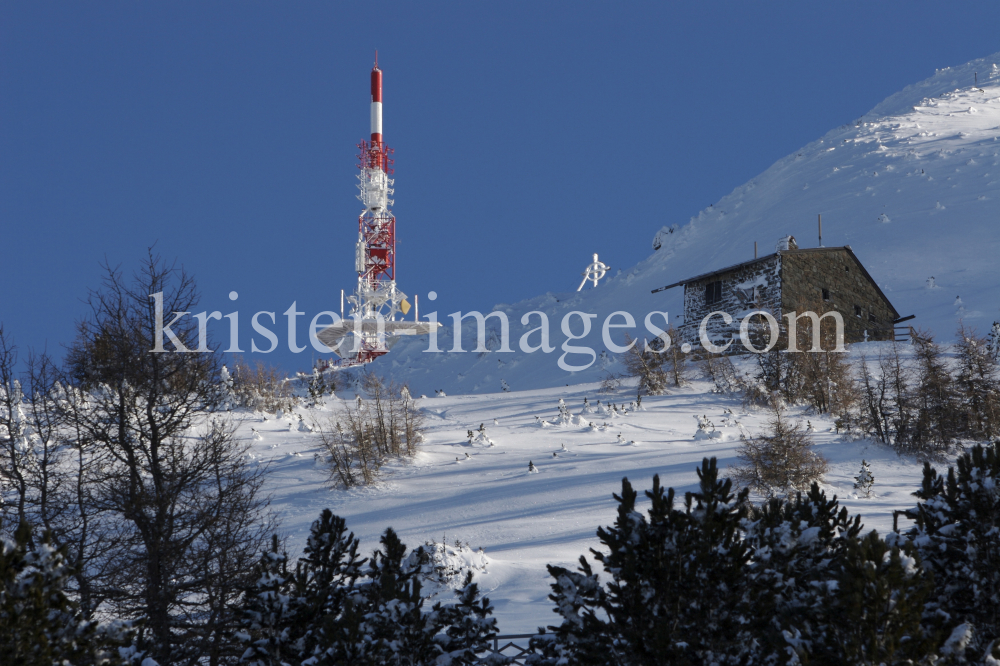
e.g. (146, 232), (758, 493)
(378, 52), (1000, 396)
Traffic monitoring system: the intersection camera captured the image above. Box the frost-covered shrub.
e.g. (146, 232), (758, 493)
(230, 356), (297, 413)
(316, 375), (423, 488)
(619, 334), (669, 395)
(305, 366), (334, 408)
(730, 408), (828, 497)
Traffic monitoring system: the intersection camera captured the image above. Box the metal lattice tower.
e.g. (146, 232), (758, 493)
(346, 55), (409, 361)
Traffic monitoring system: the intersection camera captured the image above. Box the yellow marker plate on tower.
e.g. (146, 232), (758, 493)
(400, 298), (411, 315)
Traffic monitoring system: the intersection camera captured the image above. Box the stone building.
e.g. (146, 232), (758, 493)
(652, 236), (904, 351)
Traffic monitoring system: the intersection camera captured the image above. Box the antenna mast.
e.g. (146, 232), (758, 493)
(348, 56), (404, 361)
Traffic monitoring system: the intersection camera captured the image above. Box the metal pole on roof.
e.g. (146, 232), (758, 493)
(818, 214), (823, 247)
(754, 241), (757, 259)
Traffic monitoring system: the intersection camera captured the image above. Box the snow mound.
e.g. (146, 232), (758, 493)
(407, 541), (490, 591)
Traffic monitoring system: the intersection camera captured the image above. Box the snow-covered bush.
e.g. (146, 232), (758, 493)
(854, 459), (875, 497)
(693, 414), (721, 441)
(730, 408), (828, 497)
(989, 321), (1000, 362)
(619, 334), (669, 395)
(230, 356), (298, 413)
(306, 366), (333, 408)
(406, 540), (490, 595)
(315, 374), (423, 488)
(555, 398), (571, 426)
(468, 423), (494, 447)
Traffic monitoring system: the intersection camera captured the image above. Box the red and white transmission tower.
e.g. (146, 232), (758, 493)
(351, 54), (403, 322)
(319, 55), (437, 364)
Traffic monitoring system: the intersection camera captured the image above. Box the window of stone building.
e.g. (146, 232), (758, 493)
(869, 312), (877, 324)
(822, 288), (830, 301)
(854, 304), (862, 318)
(705, 281), (723, 305)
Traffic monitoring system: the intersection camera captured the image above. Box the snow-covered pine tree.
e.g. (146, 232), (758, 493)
(435, 571), (503, 665)
(293, 510), (366, 663)
(307, 367), (332, 408)
(743, 484), (863, 663)
(530, 458), (752, 665)
(350, 528), (435, 664)
(324, 528), (500, 666)
(220, 364), (236, 410)
(955, 324), (1000, 441)
(500, 379), (510, 392)
(854, 459), (875, 497)
(989, 321), (1000, 362)
(827, 530), (935, 665)
(556, 399), (571, 426)
(239, 535), (298, 666)
(905, 443), (1000, 660)
(0, 522), (131, 665)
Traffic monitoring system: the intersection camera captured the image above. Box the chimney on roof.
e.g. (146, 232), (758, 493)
(777, 235), (797, 251)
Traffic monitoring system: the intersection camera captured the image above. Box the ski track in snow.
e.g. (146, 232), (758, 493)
(253, 366), (937, 634)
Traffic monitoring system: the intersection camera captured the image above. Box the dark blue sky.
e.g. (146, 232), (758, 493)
(2, 2), (998, 372)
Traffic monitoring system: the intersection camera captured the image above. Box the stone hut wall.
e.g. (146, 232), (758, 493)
(678, 255), (782, 349)
(780, 248), (898, 343)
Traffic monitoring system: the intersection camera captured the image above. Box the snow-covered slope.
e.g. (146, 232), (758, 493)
(379, 53), (1000, 396)
(263, 357), (935, 634)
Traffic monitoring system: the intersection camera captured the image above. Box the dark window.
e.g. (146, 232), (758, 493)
(845, 265), (850, 273)
(705, 281), (723, 305)
(854, 305), (862, 318)
(822, 288), (830, 301)
(869, 312), (877, 324)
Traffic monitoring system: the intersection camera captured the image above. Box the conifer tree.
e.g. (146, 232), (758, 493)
(955, 324), (1000, 441)
(854, 459), (875, 497)
(731, 408), (828, 497)
(247, 512), (500, 666)
(295, 510), (366, 662)
(239, 536), (298, 666)
(908, 332), (961, 456)
(743, 484), (863, 663)
(0, 521), (130, 666)
(906, 443), (1000, 660)
(530, 458), (752, 665)
(827, 531), (935, 665)
(307, 368), (331, 408)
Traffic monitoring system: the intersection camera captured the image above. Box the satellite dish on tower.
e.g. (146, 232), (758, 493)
(577, 253), (610, 291)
